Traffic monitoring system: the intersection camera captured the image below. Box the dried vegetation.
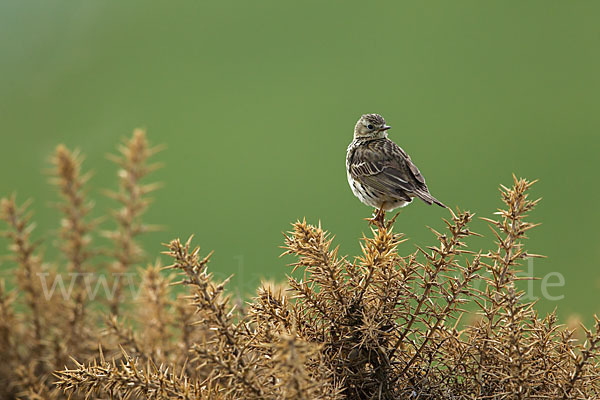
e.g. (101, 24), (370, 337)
(0, 131), (598, 399)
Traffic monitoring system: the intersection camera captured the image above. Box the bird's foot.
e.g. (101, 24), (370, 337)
(367, 208), (386, 228)
(366, 209), (401, 230)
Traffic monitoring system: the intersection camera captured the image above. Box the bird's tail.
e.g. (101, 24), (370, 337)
(414, 190), (447, 208)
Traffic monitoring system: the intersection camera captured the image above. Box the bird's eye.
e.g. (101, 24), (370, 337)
(367, 124), (374, 130)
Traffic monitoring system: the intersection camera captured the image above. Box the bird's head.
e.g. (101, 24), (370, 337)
(353, 113), (391, 139)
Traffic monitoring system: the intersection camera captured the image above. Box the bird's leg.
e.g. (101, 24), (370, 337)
(376, 208), (386, 226)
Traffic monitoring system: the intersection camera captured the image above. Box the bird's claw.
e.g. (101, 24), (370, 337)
(367, 208), (386, 228)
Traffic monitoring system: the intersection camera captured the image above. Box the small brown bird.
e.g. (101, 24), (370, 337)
(346, 113), (446, 223)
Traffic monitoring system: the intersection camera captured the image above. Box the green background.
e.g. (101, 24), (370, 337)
(1, 1), (599, 323)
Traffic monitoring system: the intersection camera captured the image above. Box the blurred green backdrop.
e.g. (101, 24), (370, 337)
(1, 1), (599, 322)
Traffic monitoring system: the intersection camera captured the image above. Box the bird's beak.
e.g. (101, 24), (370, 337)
(379, 125), (391, 132)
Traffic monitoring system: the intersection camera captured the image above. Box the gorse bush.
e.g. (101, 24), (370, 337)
(0, 131), (598, 399)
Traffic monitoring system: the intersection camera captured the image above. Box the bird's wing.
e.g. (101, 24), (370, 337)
(350, 139), (447, 207)
(394, 144), (427, 186)
(349, 139), (422, 196)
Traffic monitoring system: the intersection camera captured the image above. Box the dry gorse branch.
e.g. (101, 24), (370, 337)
(1, 132), (598, 399)
(0, 130), (163, 399)
(50, 145), (97, 360)
(104, 128), (162, 316)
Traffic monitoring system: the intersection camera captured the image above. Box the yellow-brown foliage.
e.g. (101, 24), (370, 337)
(0, 132), (598, 399)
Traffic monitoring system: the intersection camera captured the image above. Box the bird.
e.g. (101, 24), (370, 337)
(346, 113), (446, 224)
